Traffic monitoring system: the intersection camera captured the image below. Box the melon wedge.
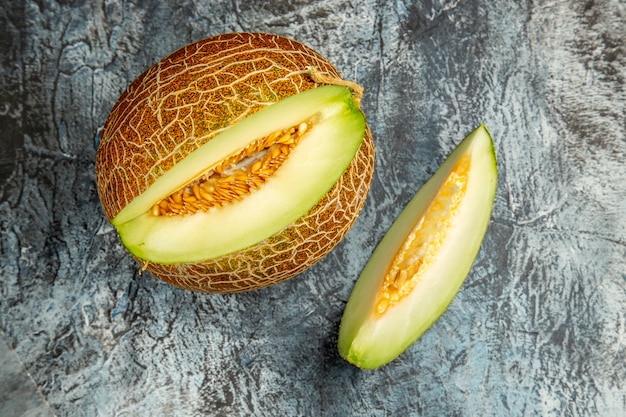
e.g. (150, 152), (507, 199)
(338, 124), (497, 369)
(114, 85), (365, 264)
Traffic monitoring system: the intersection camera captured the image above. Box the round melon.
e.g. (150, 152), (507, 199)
(95, 32), (374, 293)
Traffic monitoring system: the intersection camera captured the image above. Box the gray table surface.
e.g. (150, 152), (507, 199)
(1, 1), (625, 416)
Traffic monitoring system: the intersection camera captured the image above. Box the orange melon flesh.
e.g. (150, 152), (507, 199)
(338, 125), (497, 369)
(114, 85), (365, 263)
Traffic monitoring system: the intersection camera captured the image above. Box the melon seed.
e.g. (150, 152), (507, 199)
(152, 119), (313, 216)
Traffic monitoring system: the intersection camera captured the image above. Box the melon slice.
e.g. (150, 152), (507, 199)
(338, 124), (497, 369)
(113, 85), (365, 264)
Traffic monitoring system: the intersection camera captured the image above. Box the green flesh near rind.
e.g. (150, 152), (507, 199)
(337, 125), (497, 370)
(114, 86), (365, 264)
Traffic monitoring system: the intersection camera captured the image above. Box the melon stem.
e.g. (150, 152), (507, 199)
(306, 67), (363, 107)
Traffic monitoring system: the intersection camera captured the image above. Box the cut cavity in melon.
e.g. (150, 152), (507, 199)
(114, 85), (365, 264)
(149, 118), (315, 218)
(337, 124), (497, 370)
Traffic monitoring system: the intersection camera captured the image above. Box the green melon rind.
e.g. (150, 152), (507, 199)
(114, 86), (365, 264)
(337, 124), (497, 370)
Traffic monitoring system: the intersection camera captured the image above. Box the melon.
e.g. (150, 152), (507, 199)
(95, 32), (374, 293)
(337, 125), (497, 369)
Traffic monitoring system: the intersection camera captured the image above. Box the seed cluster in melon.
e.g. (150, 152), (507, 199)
(149, 119), (312, 218)
(95, 32), (374, 293)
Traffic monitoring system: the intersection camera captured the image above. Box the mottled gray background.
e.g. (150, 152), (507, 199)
(1, 0), (625, 416)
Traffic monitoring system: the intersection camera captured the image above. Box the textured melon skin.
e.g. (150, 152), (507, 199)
(95, 32), (375, 293)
